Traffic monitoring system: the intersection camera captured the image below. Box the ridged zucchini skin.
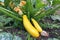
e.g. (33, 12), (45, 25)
(23, 15), (39, 38)
(31, 18), (43, 33)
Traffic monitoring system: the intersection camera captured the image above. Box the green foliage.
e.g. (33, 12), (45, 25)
(0, 7), (22, 21)
(35, 0), (45, 9)
(23, 0), (34, 19)
(35, 5), (60, 21)
(52, 0), (60, 6)
(23, 0), (46, 19)
(0, 22), (4, 27)
(51, 15), (60, 21)
(0, 7), (23, 29)
(0, 0), (60, 29)
(47, 0), (60, 6)
(40, 14), (60, 29)
(13, 35), (22, 40)
(0, 15), (13, 27)
(4, 0), (20, 7)
(4, 0), (11, 7)
(0, 0), (60, 40)
(26, 34), (36, 40)
(40, 23), (60, 29)
(0, 32), (22, 40)
(48, 38), (59, 40)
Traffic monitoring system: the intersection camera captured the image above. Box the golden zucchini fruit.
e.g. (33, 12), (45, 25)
(23, 15), (39, 38)
(31, 18), (43, 33)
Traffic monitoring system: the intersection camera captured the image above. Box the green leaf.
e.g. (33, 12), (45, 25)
(35, 0), (45, 9)
(25, 0), (34, 19)
(0, 32), (13, 40)
(51, 15), (60, 21)
(0, 22), (4, 27)
(5, 17), (13, 24)
(13, 35), (22, 40)
(48, 38), (59, 40)
(52, 0), (60, 6)
(40, 22), (60, 29)
(0, 15), (13, 26)
(0, 32), (22, 40)
(27, 34), (31, 40)
(4, 0), (12, 7)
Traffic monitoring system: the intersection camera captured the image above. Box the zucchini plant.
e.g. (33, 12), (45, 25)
(0, 0), (60, 29)
(0, 0), (60, 39)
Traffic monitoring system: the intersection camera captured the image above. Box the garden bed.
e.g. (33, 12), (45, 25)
(0, 0), (60, 40)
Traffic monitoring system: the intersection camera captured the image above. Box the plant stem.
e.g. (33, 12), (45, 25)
(0, 7), (18, 16)
(0, 8), (22, 21)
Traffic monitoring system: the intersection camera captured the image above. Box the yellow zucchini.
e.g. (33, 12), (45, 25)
(31, 18), (43, 33)
(23, 15), (39, 38)
(31, 18), (49, 36)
